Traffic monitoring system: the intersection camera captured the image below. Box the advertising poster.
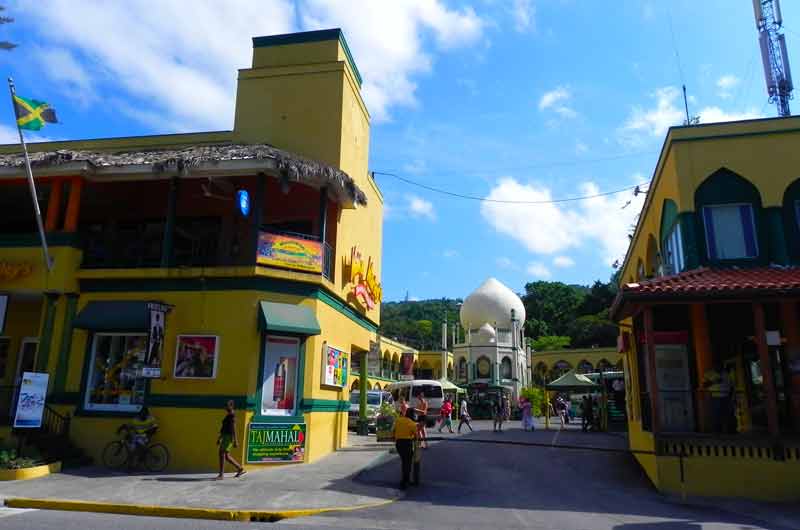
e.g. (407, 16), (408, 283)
(322, 344), (348, 387)
(144, 302), (170, 378)
(400, 351), (415, 380)
(261, 336), (299, 416)
(174, 335), (219, 379)
(368, 340), (380, 376)
(13, 372), (49, 428)
(247, 423), (305, 463)
(257, 232), (322, 273)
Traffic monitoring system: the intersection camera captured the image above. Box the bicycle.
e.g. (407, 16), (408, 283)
(102, 425), (170, 472)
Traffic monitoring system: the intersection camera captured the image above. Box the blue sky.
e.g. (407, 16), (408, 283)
(2, 0), (798, 301)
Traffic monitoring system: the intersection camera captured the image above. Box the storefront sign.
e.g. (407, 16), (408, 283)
(246, 423), (305, 463)
(322, 344), (348, 388)
(345, 247), (382, 310)
(256, 232), (322, 273)
(0, 262), (33, 281)
(13, 372), (48, 428)
(144, 302), (171, 378)
(0, 294), (7, 334)
(174, 335), (219, 379)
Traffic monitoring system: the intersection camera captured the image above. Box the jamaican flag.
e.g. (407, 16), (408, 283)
(13, 95), (58, 131)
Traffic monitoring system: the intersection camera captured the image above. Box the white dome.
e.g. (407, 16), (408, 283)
(477, 323), (497, 343)
(460, 277), (526, 329)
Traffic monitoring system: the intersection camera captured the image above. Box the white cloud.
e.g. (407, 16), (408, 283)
(619, 85), (762, 146)
(0, 125), (55, 145)
(716, 74), (740, 99)
(35, 47), (95, 107)
(526, 262), (551, 279)
(496, 256), (518, 270)
(510, 0), (535, 32)
(481, 175), (647, 266)
(575, 140), (588, 154)
(18, 0), (485, 130)
(408, 195), (436, 220)
(698, 106), (761, 124)
(443, 249), (459, 258)
(619, 86), (684, 144)
(538, 86), (576, 119)
(553, 255), (575, 268)
(301, 0), (484, 121)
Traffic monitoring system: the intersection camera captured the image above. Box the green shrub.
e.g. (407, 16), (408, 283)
(520, 387), (545, 417)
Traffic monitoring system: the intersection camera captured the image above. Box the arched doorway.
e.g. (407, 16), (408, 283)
(351, 379), (359, 391)
(500, 357), (512, 380)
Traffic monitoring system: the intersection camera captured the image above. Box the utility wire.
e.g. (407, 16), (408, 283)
(666, 7), (687, 87)
(373, 171), (647, 204)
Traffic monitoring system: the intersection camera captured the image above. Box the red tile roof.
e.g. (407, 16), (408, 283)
(612, 267), (800, 319)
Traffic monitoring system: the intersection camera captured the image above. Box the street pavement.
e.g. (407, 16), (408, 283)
(1, 419), (798, 529)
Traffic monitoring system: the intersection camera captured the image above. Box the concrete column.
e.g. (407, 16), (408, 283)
(779, 301), (800, 432)
(45, 178), (63, 231)
(690, 303), (713, 433)
(63, 177), (83, 232)
(753, 302), (781, 437)
(643, 306), (661, 433)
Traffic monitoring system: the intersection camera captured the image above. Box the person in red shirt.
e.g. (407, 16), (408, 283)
(437, 397), (454, 433)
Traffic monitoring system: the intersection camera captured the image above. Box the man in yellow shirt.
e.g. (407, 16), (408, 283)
(392, 409), (417, 489)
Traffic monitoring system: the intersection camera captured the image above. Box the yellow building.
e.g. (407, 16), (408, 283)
(348, 336), (418, 392)
(530, 347), (621, 384)
(0, 29), (385, 471)
(612, 116), (800, 500)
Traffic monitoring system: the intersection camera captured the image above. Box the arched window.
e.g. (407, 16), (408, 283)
(373, 383), (381, 390)
(458, 357), (468, 382)
(351, 380), (359, 391)
(550, 360), (571, 380)
(660, 199), (684, 274)
(476, 356), (492, 379)
(391, 354), (399, 380)
(500, 357), (512, 380)
(577, 359), (594, 374)
(596, 358), (612, 372)
(695, 168), (763, 262)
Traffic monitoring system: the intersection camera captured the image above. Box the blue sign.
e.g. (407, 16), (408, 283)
(237, 190), (250, 217)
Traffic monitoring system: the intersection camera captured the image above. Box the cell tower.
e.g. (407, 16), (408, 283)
(753, 0), (794, 117)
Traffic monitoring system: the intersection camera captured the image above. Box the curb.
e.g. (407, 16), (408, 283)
(4, 496), (400, 523)
(0, 462), (61, 481)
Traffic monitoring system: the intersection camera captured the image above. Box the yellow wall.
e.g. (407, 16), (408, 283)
(531, 347), (621, 373)
(0, 296), (42, 386)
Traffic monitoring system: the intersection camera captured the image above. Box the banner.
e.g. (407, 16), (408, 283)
(368, 340), (380, 376)
(322, 344), (348, 388)
(246, 423), (305, 463)
(144, 302), (170, 378)
(400, 351), (414, 380)
(14, 372), (48, 428)
(257, 232), (322, 273)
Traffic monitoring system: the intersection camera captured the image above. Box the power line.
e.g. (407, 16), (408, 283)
(372, 171), (647, 205)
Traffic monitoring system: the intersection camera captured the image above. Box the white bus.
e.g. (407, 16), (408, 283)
(386, 379), (444, 427)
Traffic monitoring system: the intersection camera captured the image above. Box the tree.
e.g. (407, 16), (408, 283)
(531, 335), (571, 351)
(1, 6), (16, 51)
(523, 281), (584, 337)
(565, 313), (617, 348)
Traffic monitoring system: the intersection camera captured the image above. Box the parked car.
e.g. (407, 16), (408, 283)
(348, 390), (393, 432)
(386, 380), (444, 427)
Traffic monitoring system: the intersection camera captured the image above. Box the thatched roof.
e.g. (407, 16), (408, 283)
(0, 143), (367, 207)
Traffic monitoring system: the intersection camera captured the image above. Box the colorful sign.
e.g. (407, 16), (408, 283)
(0, 262), (33, 281)
(246, 423), (305, 463)
(13, 372), (49, 428)
(400, 351), (415, 380)
(345, 247), (382, 310)
(322, 344), (348, 387)
(257, 232), (322, 273)
(144, 302), (170, 378)
(174, 335), (219, 379)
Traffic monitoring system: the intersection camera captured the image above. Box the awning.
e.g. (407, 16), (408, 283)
(258, 301), (321, 335)
(545, 370), (599, 391)
(73, 301), (151, 331)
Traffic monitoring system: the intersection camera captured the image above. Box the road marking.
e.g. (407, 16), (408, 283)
(0, 506), (37, 518)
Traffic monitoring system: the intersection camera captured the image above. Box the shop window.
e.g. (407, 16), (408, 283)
(702, 204), (758, 260)
(260, 336), (300, 416)
(84, 334), (148, 412)
(662, 223), (684, 275)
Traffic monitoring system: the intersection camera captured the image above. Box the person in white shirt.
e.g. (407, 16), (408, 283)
(457, 398), (473, 433)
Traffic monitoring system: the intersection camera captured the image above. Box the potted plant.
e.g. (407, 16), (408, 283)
(375, 401), (397, 442)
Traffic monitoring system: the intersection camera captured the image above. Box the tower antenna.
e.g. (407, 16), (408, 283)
(754, 0), (793, 117)
(682, 85), (699, 125)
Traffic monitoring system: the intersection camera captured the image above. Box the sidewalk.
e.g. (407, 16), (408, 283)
(0, 434), (400, 522)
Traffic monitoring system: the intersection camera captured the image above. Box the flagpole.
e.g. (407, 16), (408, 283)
(7, 77), (53, 271)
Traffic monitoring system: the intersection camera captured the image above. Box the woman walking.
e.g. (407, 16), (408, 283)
(520, 397), (534, 431)
(458, 397), (473, 433)
(438, 397), (454, 434)
(216, 400), (246, 480)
